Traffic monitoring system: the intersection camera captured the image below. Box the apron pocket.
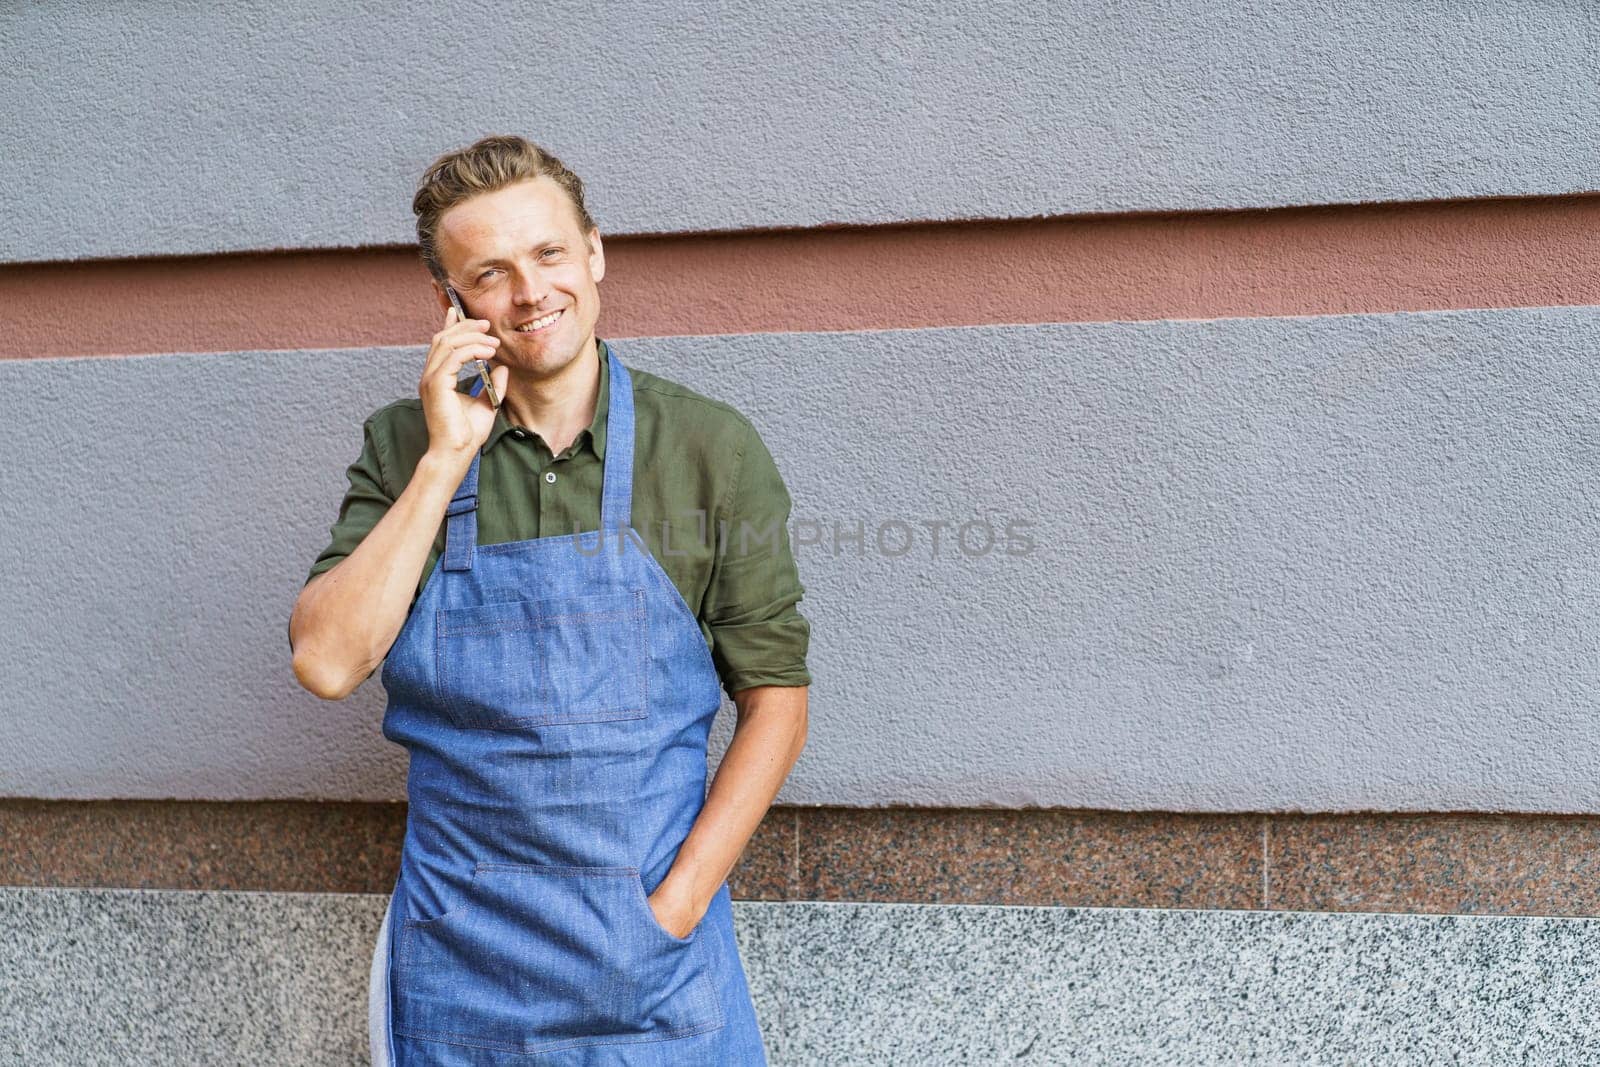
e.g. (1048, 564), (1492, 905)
(434, 590), (648, 731)
(393, 862), (725, 1055)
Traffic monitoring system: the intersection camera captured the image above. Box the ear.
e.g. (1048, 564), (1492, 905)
(587, 228), (605, 284)
(433, 280), (452, 313)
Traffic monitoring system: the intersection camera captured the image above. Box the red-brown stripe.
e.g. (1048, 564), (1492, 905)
(4, 192), (1599, 360)
(7, 800), (1600, 916)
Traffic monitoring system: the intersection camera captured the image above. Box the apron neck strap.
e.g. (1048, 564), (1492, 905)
(441, 343), (633, 573)
(441, 450), (481, 572)
(600, 344), (634, 533)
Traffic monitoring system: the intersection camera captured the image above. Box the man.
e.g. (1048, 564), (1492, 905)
(288, 134), (809, 1065)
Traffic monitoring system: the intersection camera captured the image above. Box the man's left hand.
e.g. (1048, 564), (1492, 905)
(646, 881), (704, 940)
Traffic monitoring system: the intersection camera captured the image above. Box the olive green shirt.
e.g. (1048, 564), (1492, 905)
(300, 338), (811, 694)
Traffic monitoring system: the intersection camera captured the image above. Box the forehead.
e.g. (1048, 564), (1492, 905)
(438, 177), (585, 268)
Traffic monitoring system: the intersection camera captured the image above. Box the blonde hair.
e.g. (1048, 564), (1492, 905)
(412, 134), (597, 284)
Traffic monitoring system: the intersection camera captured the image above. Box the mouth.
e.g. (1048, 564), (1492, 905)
(513, 309), (564, 334)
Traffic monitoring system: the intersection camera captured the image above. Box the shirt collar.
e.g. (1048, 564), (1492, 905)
(483, 338), (609, 459)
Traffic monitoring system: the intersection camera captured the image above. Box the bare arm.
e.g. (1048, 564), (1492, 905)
(290, 304), (508, 701)
(290, 452), (470, 700)
(647, 684), (809, 936)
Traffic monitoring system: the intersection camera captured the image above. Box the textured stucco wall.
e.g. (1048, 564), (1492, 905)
(4, 306), (1596, 808)
(3, 0), (1596, 263)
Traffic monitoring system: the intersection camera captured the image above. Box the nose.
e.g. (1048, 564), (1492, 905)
(510, 265), (551, 308)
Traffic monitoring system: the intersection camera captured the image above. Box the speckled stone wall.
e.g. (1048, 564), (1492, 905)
(6, 887), (1598, 1064)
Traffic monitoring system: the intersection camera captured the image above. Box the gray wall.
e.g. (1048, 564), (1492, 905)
(5, 306), (1596, 809)
(4, 0), (1596, 263)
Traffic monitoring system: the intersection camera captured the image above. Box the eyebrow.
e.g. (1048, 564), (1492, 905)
(462, 238), (564, 274)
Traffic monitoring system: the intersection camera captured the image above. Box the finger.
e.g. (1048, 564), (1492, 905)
(424, 342), (494, 394)
(442, 306), (482, 331)
(449, 319), (499, 349)
(435, 344), (500, 385)
(422, 332), (454, 381)
(424, 307), (460, 381)
(439, 316), (500, 354)
(456, 321), (500, 344)
(423, 323), (499, 382)
(439, 306), (464, 340)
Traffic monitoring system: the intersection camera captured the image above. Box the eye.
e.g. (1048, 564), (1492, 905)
(477, 268), (502, 281)
(541, 248), (562, 258)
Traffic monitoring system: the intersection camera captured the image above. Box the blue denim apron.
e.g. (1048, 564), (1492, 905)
(367, 346), (769, 1065)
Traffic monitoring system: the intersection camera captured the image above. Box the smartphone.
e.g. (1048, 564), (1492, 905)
(446, 286), (501, 409)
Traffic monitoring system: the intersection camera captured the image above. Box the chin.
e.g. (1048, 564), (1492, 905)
(512, 341), (584, 379)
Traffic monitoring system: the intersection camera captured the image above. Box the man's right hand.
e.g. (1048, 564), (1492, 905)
(290, 305), (509, 700)
(421, 305), (510, 462)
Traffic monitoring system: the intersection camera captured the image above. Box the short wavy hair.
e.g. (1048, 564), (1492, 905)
(412, 134), (597, 284)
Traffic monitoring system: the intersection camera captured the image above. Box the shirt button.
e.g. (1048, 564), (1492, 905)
(544, 471), (557, 484)
(511, 428), (527, 439)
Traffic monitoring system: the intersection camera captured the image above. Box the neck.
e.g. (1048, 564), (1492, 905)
(499, 336), (601, 455)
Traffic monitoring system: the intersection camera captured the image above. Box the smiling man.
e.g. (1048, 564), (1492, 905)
(287, 134), (809, 1066)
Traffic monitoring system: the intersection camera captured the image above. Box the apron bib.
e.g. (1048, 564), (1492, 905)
(367, 346), (769, 1065)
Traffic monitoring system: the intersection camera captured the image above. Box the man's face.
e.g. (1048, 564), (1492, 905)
(435, 176), (605, 381)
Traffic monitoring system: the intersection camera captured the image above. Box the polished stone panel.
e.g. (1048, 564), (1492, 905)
(1269, 813), (1600, 917)
(16, 802), (1600, 920)
(795, 806), (1263, 909)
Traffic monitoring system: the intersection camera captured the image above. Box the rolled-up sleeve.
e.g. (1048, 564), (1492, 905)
(288, 415), (394, 651)
(703, 419), (813, 694)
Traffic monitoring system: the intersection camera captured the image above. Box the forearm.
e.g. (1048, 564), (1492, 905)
(290, 450), (468, 699)
(663, 685), (808, 915)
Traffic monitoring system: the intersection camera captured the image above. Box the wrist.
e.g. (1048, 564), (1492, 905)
(417, 448), (473, 488)
(659, 867), (714, 919)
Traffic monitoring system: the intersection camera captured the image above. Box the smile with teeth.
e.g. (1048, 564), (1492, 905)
(514, 309), (563, 333)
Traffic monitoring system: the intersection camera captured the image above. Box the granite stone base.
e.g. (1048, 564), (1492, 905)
(3, 887), (1597, 1065)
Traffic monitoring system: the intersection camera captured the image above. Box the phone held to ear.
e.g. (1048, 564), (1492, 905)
(446, 285), (502, 410)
